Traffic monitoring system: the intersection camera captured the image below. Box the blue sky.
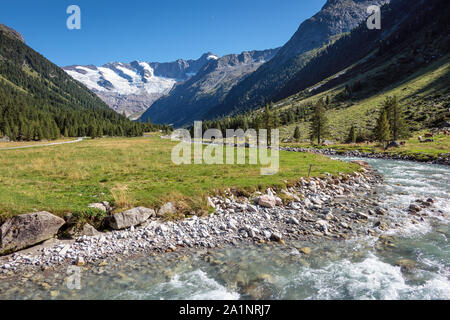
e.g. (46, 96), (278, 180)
(0, 0), (326, 66)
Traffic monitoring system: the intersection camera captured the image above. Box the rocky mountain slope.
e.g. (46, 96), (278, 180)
(64, 53), (219, 118)
(206, 0), (389, 121)
(204, 0), (449, 142)
(140, 48), (279, 127)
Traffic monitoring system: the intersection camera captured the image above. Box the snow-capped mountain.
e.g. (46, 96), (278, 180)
(140, 48), (279, 127)
(63, 53), (218, 118)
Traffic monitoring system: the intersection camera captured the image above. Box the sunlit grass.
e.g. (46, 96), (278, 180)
(0, 136), (357, 221)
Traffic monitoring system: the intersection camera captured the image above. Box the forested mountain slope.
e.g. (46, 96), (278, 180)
(0, 26), (143, 141)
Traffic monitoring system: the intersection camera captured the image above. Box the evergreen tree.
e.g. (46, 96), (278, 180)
(293, 126), (301, 141)
(383, 96), (408, 141)
(375, 108), (391, 149)
(347, 125), (357, 143)
(310, 98), (329, 145)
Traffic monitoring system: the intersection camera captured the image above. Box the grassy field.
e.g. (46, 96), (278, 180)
(283, 131), (450, 161)
(0, 136), (357, 222)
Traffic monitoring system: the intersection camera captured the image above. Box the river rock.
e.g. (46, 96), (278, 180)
(299, 247), (311, 255)
(375, 207), (387, 216)
(395, 259), (416, 273)
(108, 207), (154, 230)
(258, 195), (277, 208)
(408, 204), (422, 214)
(271, 232), (283, 242)
(286, 217), (300, 225)
(157, 202), (177, 217)
(0, 212), (65, 255)
(65, 223), (101, 239)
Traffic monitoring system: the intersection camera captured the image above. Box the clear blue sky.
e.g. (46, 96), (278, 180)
(0, 0), (326, 66)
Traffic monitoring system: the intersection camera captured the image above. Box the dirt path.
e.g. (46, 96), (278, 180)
(0, 138), (84, 151)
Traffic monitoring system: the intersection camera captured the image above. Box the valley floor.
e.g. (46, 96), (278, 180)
(0, 135), (357, 222)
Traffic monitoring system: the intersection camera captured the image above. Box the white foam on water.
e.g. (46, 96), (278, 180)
(285, 253), (450, 300)
(111, 269), (239, 300)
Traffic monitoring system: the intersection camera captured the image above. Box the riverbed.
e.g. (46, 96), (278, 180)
(0, 157), (448, 300)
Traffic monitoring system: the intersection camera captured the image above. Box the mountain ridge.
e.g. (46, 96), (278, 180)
(63, 53), (219, 117)
(140, 48), (280, 126)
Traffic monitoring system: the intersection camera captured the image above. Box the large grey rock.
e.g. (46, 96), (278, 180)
(0, 212), (65, 255)
(66, 223), (101, 239)
(157, 202), (177, 217)
(108, 207), (154, 230)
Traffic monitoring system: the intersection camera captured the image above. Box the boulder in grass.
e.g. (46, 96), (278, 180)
(88, 203), (108, 212)
(108, 207), (155, 230)
(0, 212), (65, 255)
(157, 202), (177, 218)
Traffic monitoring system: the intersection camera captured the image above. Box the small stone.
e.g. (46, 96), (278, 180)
(271, 232), (283, 242)
(287, 217), (300, 225)
(76, 257), (85, 267)
(207, 197), (216, 209)
(258, 195), (277, 208)
(88, 203), (107, 212)
(409, 204), (422, 214)
(395, 259), (416, 273)
(299, 247), (311, 255)
(99, 260), (108, 267)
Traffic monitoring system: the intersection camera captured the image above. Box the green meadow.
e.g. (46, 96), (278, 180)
(0, 135), (357, 222)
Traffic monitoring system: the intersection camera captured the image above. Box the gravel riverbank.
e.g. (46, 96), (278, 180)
(1, 165), (387, 277)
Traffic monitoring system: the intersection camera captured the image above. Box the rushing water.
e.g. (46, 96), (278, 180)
(1, 158), (449, 300)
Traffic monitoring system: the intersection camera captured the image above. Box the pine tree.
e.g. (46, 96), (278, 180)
(263, 105), (273, 145)
(375, 108), (391, 149)
(273, 111), (281, 128)
(310, 98), (329, 145)
(293, 126), (301, 141)
(263, 105), (273, 131)
(383, 96), (408, 141)
(347, 125), (357, 144)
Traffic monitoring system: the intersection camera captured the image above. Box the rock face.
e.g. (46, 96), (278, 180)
(108, 207), (155, 230)
(0, 212), (65, 254)
(141, 48), (279, 127)
(208, 0), (389, 119)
